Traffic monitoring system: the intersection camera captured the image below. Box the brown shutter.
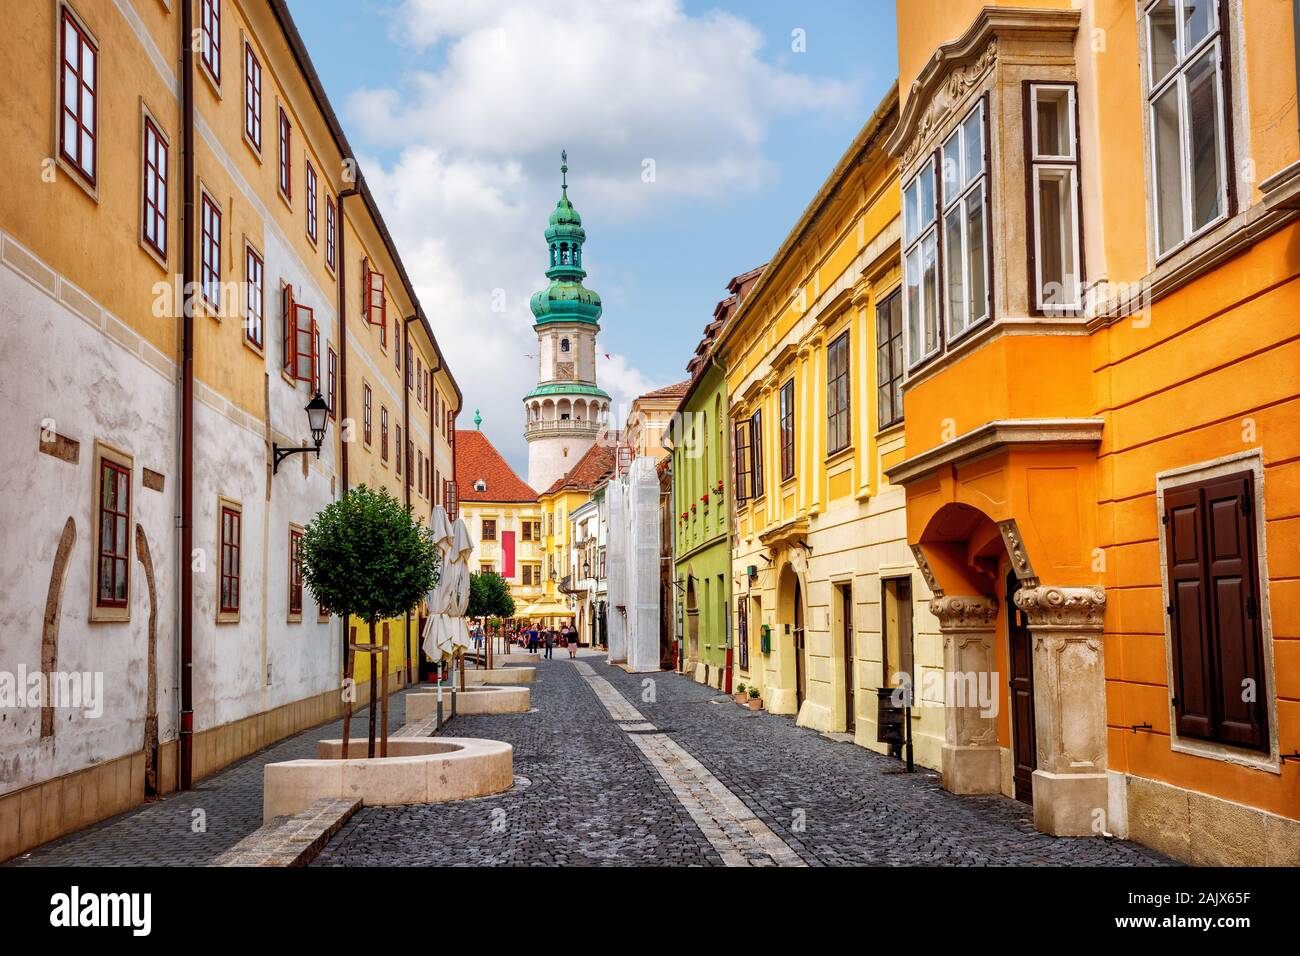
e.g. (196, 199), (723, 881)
(733, 420), (750, 506)
(1202, 473), (1266, 749)
(1164, 483), (1215, 739)
(282, 284), (295, 371)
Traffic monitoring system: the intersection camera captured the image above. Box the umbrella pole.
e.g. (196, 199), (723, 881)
(367, 618), (379, 759)
(380, 622), (390, 758)
(459, 648), (466, 691)
(342, 625), (356, 760)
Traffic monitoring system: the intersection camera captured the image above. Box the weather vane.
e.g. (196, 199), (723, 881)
(561, 150), (568, 193)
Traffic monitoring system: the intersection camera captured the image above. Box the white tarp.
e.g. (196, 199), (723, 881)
(421, 507), (474, 662)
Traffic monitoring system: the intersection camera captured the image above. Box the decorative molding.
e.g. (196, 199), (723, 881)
(910, 544), (942, 597)
(997, 519), (1037, 587)
(901, 38), (998, 169)
(886, 418), (1104, 487)
(929, 594), (998, 631)
(1014, 585), (1106, 630)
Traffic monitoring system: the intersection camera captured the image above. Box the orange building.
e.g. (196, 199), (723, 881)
(885, 1), (1298, 863)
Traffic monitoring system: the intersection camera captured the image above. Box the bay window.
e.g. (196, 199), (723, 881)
(1146, 0), (1230, 259)
(940, 99), (989, 342)
(1028, 83), (1082, 312)
(902, 155), (939, 367)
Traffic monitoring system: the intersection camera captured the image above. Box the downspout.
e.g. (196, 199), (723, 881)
(336, 185), (358, 673)
(402, 314), (417, 684)
(178, 0), (196, 792)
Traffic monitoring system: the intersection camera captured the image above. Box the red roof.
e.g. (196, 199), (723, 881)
(542, 441), (620, 496)
(637, 380), (691, 402)
(455, 430), (537, 503)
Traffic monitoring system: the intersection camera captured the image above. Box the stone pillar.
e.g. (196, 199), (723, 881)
(931, 595), (1001, 795)
(1013, 585), (1108, 837)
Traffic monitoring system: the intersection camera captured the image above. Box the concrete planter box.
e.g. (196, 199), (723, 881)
(406, 686), (529, 719)
(262, 737), (512, 824)
(465, 667), (535, 685)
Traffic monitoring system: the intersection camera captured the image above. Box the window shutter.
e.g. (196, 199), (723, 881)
(733, 420), (750, 505)
(310, 320), (321, 391)
(1164, 483), (1216, 740)
(367, 267), (386, 327)
(293, 303), (315, 383)
(1202, 473), (1267, 749)
(281, 284), (295, 371)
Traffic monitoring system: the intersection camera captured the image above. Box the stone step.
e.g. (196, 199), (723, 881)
(211, 798), (360, 867)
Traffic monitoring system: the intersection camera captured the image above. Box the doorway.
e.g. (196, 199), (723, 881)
(881, 576), (914, 758)
(793, 579), (806, 709)
(685, 577), (699, 664)
(1006, 570), (1037, 803)
(838, 583), (854, 732)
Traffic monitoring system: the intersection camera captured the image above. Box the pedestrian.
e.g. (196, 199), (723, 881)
(567, 624), (578, 659)
(528, 626), (538, 655)
(544, 627), (555, 660)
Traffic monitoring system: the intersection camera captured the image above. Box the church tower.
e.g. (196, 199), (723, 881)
(524, 153), (610, 492)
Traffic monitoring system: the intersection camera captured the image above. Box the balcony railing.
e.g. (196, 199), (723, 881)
(524, 418), (603, 439)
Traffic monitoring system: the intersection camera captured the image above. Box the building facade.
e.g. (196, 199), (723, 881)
(524, 155), (612, 493)
(885, 0), (1299, 860)
(0, 0), (458, 862)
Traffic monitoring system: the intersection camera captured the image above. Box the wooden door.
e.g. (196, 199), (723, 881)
(794, 580), (806, 708)
(840, 584), (855, 732)
(1007, 570), (1036, 803)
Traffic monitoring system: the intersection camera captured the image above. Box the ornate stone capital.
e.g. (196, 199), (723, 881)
(1013, 585), (1106, 630)
(929, 594), (998, 631)
(997, 519), (1038, 587)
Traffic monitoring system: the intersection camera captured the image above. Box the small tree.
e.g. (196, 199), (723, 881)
(468, 571), (516, 620)
(300, 485), (437, 758)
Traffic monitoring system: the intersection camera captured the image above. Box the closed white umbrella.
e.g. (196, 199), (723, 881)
(422, 508), (474, 662)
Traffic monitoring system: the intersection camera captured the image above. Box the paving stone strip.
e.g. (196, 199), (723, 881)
(572, 660), (807, 867)
(212, 798), (361, 867)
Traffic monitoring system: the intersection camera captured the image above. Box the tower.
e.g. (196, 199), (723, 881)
(524, 152), (610, 492)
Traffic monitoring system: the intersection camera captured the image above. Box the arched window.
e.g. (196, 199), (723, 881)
(560, 337), (570, 353)
(560, 243), (569, 264)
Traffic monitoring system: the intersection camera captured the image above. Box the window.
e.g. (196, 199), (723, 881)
(200, 191), (221, 310)
(940, 99), (989, 343)
(416, 358), (423, 402)
(737, 599), (749, 671)
(363, 384), (372, 445)
(200, 0), (220, 85)
(284, 297), (316, 385)
(407, 440), (414, 487)
(1163, 469), (1267, 750)
(522, 564), (541, 587)
(59, 7), (98, 187)
(522, 520), (533, 541)
(902, 155), (939, 366)
(244, 245), (264, 349)
(480, 564), (495, 575)
(304, 160), (317, 246)
(95, 456), (130, 610)
(327, 347), (337, 418)
(734, 418), (751, 506)
(876, 289), (904, 429)
(395, 425), (402, 476)
(1146, 0), (1230, 258)
(749, 409), (764, 500)
(141, 116), (168, 260)
(288, 527), (303, 619)
(243, 40), (261, 151)
(325, 195), (336, 271)
(560, 338), (570, 352)
(380, 407), (389, 463)
(1028, 83), (1082, 311)
(219, 503), (241, 619)
(779, 379), (795, 481)
(364, 261), (386, 329)
(278, 107), (291, 200)
(826, 331), (851, 454)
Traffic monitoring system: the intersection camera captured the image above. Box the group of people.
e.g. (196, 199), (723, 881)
(513, 622), (579, 660)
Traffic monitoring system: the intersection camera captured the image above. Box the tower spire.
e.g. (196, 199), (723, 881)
(560, 150), (568, 196)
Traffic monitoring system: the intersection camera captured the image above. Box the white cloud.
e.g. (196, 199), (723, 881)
(348, 0), (854, 472)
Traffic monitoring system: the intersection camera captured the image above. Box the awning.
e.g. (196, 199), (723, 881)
(518, 599), (575, 619)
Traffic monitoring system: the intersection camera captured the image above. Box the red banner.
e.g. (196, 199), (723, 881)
(502, 530), (515, 579)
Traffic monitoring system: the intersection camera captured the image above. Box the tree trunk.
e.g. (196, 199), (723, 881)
(367, 618), (378, 759)
(342, 625), (356, 759)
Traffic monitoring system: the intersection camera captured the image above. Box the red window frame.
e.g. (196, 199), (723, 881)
(278, 107), (292, 199)
(141, 117), (168, 259)
(288, 528), (303, 616)
(59, 8), (98, 187)
(243, 40), (261, 150)
(291, 301), (316, 384)
(96, 459), (130, 608)
(381, 406), (389, 463)
(200, 191), (222, 309)
(305, 160), (318, 245)
(363, 384), (373, 445)
(244, 245), (264, 348)
(325, 195), (336, 271)
(364, 261), (387, 330)
(220, 505), (241, 614)
(200, 0), (221, 84)
(327, 346), (337, 418)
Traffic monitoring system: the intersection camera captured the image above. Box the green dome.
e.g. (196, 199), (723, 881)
(532, 151), (601, 327)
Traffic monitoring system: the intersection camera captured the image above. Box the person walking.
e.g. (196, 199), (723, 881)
(528, 626), (538, 655)
(544, 626), (555, 660)
(567, 624), (578, 659)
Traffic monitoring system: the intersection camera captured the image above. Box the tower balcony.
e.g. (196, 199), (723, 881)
(524, 418), (603, 441)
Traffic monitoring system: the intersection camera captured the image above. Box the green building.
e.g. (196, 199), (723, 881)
(671, 267), (763, 690)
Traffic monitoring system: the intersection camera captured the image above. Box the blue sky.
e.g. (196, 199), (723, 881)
(286, 0), (898, 473)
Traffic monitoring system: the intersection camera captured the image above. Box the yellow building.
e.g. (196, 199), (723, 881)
(625, 381), (690, 462)
(0, 0), (458, 862)
(885, 0), (1299, 860)
(714, 87), (942, 765)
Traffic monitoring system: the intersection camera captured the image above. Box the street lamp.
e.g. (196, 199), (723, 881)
(583, 560), (591, 579)
(272, 391), (330, 474)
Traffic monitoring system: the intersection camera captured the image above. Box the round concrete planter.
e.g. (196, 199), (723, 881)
(465, 667), (535, 685)
(262, 737), (512, 823)
(406, 685), (530, 719)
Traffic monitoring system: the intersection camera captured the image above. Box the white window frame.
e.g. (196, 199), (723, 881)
(901, 153), (940, 369)
(1028, 82), (1082, 313)
(940, 98), (990, 345)
(1143, 0), (1230, 262)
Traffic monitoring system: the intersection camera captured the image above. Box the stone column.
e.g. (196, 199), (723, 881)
(931, 595), (1001, 794)
(1013, 585), (1108, 837)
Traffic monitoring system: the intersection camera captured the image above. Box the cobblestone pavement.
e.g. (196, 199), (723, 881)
(5, 698), (409, 867)
(315, 657), (1173, 867)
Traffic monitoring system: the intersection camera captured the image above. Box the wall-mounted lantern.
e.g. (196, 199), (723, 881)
(272, 391), (329, 474)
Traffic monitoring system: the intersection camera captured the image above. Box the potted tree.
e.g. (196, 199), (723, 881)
(734, 682), (748, 705)
(747, 686), (763, 711)
(467, 571), (516, 672)
(299, 485), (437, 759)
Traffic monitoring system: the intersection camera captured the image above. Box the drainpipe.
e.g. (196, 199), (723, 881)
(336, 185), (358, 673)
(178, 0), (196, 792)
(402, 314), (417, 684)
